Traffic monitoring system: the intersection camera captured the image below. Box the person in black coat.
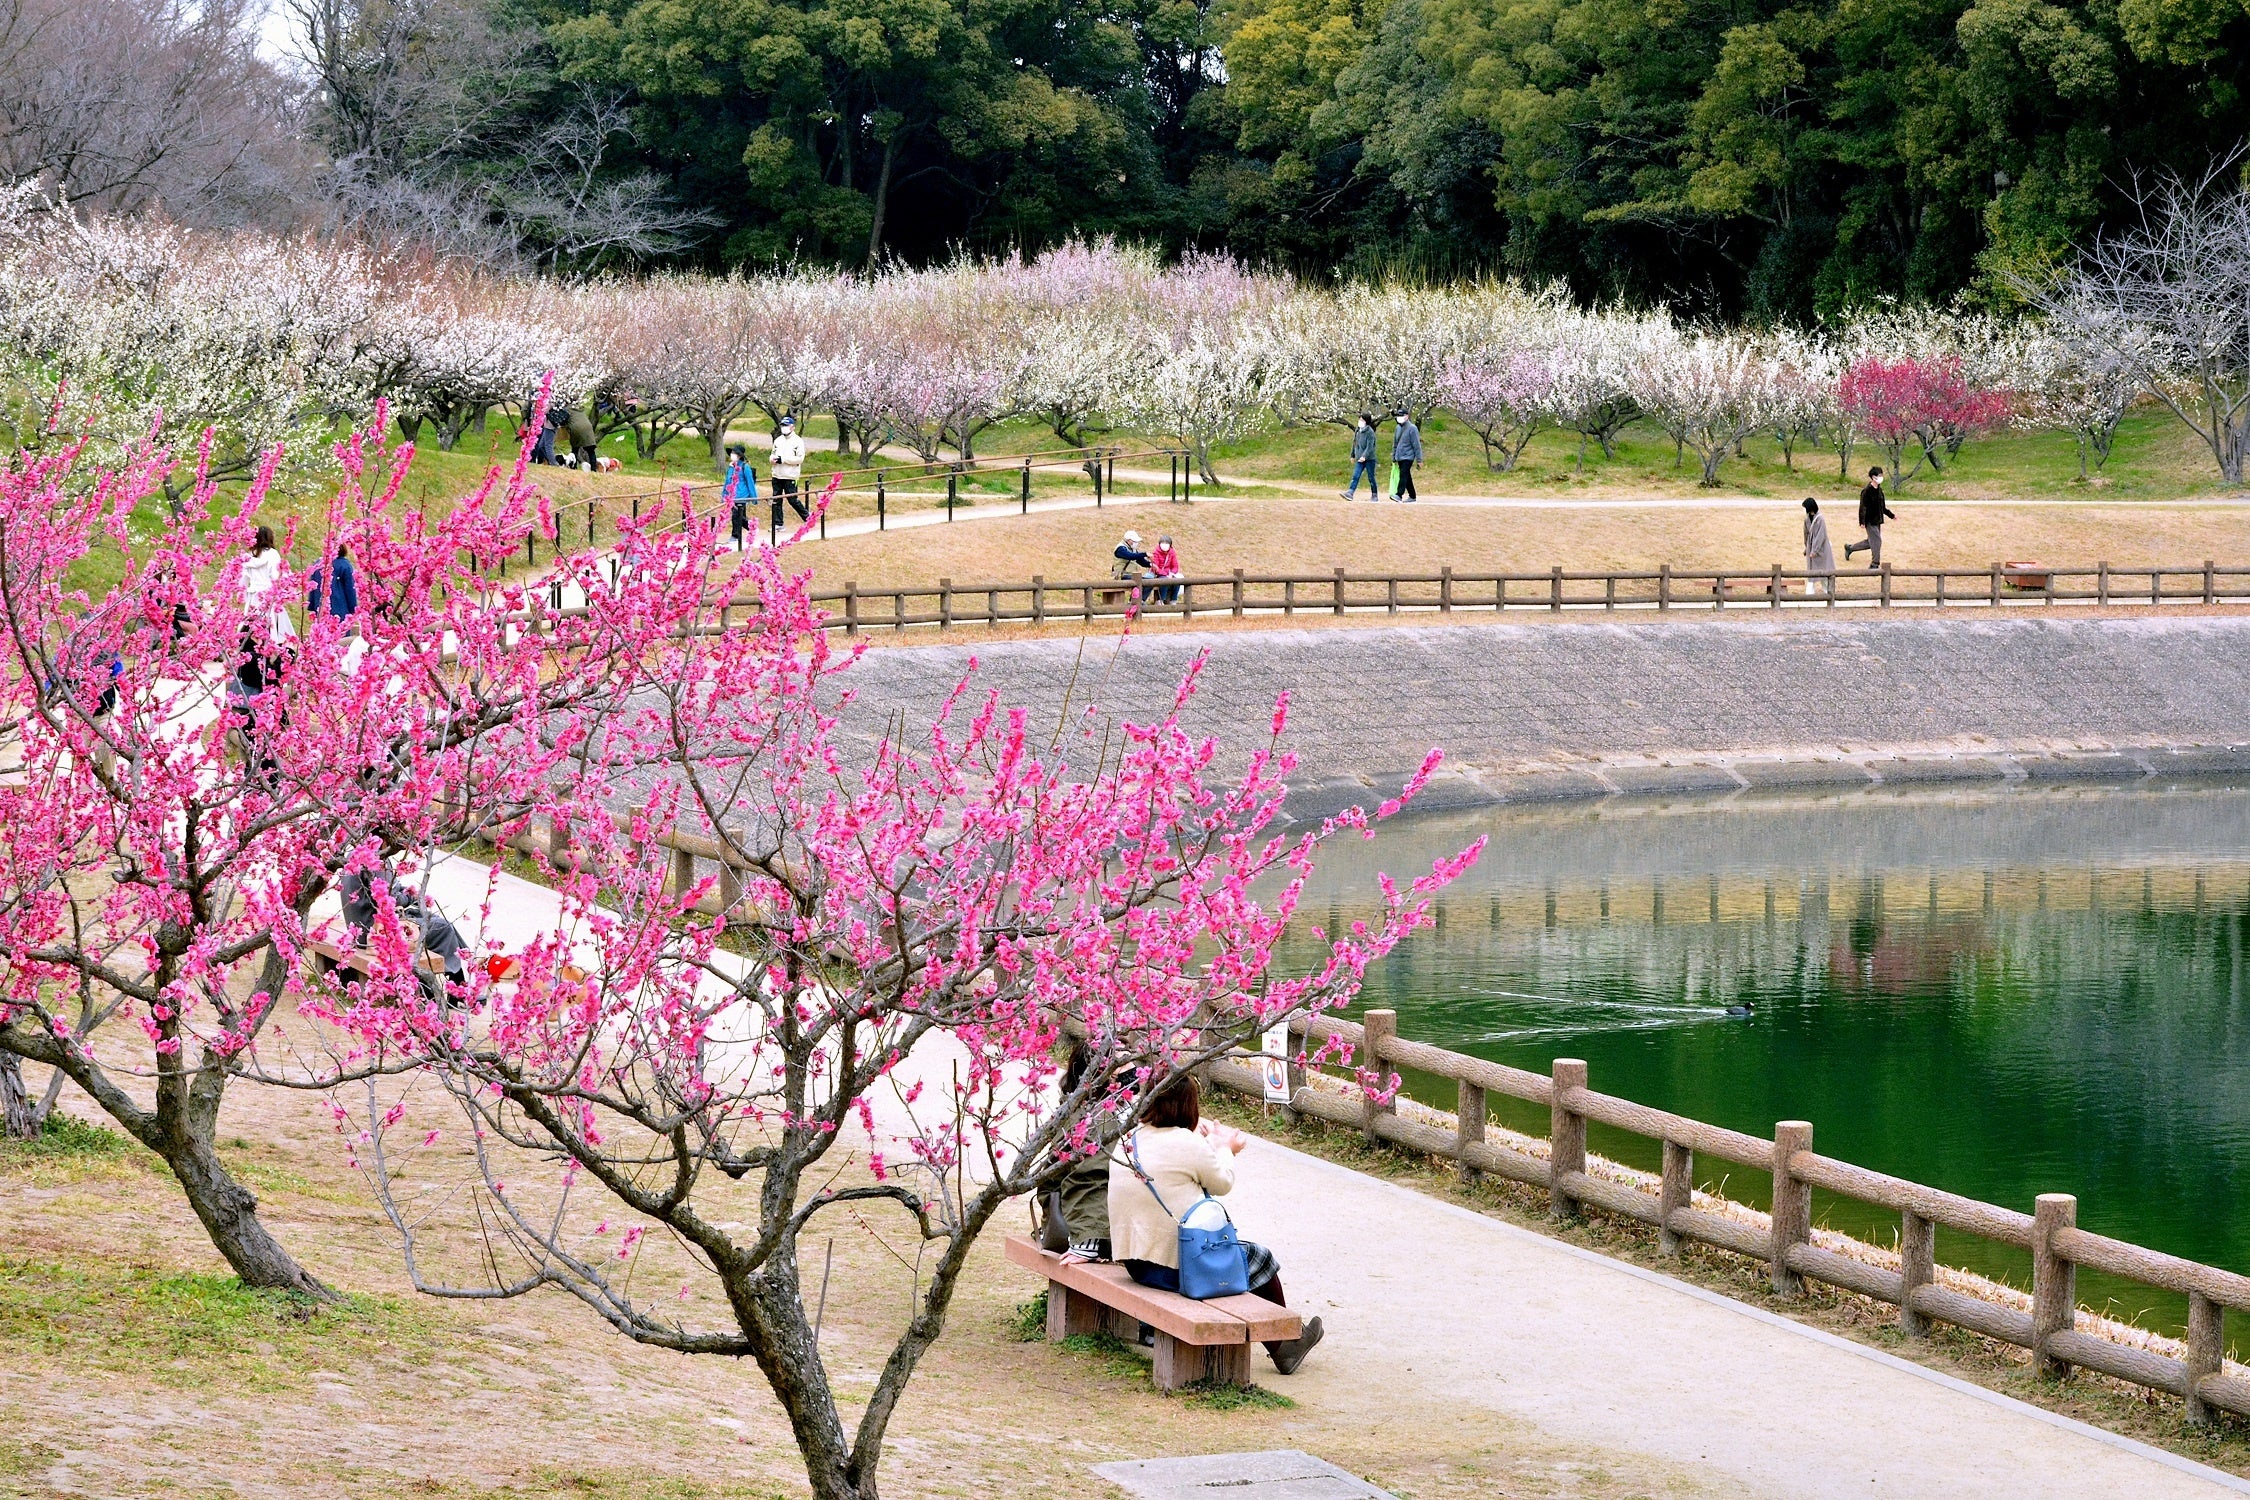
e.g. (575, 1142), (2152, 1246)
(1843, 466), (1897, 568)
(339, 864), (469, 1003)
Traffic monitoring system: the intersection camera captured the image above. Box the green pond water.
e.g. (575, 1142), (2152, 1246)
(1283, 781), (2250, 1339)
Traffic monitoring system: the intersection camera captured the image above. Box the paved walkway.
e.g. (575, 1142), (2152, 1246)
(1224, 1136), (2247, 1500)
(375, 844), (2249, 1498)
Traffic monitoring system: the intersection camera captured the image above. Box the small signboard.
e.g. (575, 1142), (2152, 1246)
(1260, 1022), (1290, 1058)
(1260, 1055), (1292, 1104)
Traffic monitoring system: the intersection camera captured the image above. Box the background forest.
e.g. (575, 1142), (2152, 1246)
(18, 0), (2250, 317)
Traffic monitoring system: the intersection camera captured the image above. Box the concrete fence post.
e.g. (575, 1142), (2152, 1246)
(1550, 565), (1564, 612)
(1456, 1080), (1485, 1186)
(1899, 1210), (1934, 1335)
(2033, 1193), (2078, 1378)
(717, 858), (745, 924)
(2097, 561), (2110, 605)
(1232, 568), (1245, 618)
(1658, 1139), (1692, 1256)
(2188, 1293), (2223, 1424)
(1440, 566), (1454, 613)
(1360, 1010), (1397, 1148)
(668, 846), (696, 903)
(1769, 563), (1782, 609)
(938, 577), (953, 629)
(1334, 567), (1347, 616)
(1549, 1058), (1587, 1218)
(1770, 1121), (1813, 1295)
(1658, 563), (1671, 612)
(1031, 575), (1045, 626)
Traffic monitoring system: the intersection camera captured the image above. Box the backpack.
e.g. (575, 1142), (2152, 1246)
(1127, 1134), (1250, 1299)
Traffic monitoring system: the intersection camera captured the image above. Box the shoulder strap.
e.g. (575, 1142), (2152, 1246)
(1125, 1133), (1172, 1219)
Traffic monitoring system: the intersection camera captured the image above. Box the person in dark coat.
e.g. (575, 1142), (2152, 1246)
(339, 864), (469, 1003)
(1342, 415), (1379, 500)
(531, 405), (559, 466)
(307, 544), (358, 621)
(564, 405), (600, 469)
(1844, 467), (1896, 567)
(1390, 411), (1422, 502)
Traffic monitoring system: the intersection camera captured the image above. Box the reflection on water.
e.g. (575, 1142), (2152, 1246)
(1282, 783), (2250, 1332)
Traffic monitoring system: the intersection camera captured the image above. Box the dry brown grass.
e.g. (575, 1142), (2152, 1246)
(0, 1051), (1718, 1500)
(786, 494), (2250, 595)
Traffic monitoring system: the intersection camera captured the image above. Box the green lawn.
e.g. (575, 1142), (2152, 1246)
(52, 403), (2249, 602)
(1210, 407), (2241, 503)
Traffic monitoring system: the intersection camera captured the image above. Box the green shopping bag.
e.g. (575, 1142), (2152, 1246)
(1388, 462), (1400, 499)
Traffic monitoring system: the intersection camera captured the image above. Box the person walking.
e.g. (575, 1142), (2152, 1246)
(1342, 415), (1379, 500)
(241, 525), (295, 639)
(1843, 467), (1895, 568)
(1390, 410), (1422, 502)
(722, 446), (758, 550)
(307, 542), (358, 622)
(1801, 497), (1835, 599)
(770, 416), (808, 529)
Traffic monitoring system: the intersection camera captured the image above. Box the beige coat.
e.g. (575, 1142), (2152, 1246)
(1106, 1125), (1235, 1267)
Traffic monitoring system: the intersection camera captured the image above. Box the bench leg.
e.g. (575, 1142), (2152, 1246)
(1046, 1282), (1108, 1341)
(1150, 1334), (1251, 1392)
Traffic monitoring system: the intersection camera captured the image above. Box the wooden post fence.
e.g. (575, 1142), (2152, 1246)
(1185, 1004), (2250, 1427)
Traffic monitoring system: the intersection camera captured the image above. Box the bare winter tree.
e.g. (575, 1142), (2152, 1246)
(0, 0), (310, 227)
(2028, 158), (2250, 486)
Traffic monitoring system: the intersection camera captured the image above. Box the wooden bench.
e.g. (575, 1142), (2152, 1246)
(1004, 1235), (1299, 1391)
(305, 938), (450, 979)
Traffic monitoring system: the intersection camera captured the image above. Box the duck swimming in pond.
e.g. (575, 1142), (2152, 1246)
(1724, 1000), (1755, 1017)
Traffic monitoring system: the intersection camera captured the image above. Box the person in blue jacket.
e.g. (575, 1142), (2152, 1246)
(307, 543), (358, 621)
(722, 446), (759, 549)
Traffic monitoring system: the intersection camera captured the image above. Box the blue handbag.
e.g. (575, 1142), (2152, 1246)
(1128, 1136), (1251, 1300)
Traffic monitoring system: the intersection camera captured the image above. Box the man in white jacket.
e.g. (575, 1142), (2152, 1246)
(769, 415), (807, 530)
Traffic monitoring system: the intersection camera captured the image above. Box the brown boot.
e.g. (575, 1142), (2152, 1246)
(1269, 1316), (1325, 1375)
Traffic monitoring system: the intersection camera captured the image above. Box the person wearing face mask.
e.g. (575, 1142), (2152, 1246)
(770, 415), (808, 529)
(1390, 410), (1422, 502)
(1342, 414), (1379, 500)
(1843, 466), (1896, 568)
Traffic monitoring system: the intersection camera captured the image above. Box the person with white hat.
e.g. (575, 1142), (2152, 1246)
(1112, 529), (1153, 593)
(769, 414), (807, 528)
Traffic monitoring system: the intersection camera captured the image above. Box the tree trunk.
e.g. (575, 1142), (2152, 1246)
(162, 1126), (334, 1299)
(865, 135), (898, 271)
(1, 1053), (36, 1139)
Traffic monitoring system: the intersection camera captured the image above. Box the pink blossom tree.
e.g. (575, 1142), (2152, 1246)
(322, 510), (1478, 1500)
(0, 399), (701, 1293)
(1838, 355), (2010, 482)
(1437, 350), (1558, 471)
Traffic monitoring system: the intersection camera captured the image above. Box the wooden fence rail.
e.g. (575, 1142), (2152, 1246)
(810, 561), (2250, 634)
(1205, 1008), (2250, 1425)
(488, 445), (1196, 581)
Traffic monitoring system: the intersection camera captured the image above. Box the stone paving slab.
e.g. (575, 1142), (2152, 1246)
(1091, 1450), (1397, 1499)
(829, 615), (2250, 818)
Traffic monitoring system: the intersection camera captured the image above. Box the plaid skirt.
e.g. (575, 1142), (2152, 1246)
(1122, 1239), (1279, 1297)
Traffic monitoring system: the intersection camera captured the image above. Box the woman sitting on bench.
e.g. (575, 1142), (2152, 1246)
(1108, 1075), (1326, 1374)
